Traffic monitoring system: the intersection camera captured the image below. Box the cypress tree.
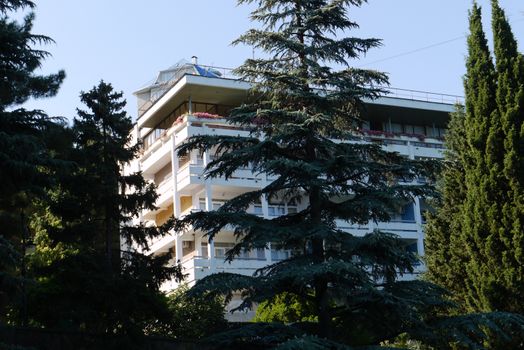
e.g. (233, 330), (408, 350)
(491, 0), (524, 313)
(427, 0), (524, 315)
(425, 5), (496, 303)
(461, 1), (503, 313)
(176, 1), (524, 348)
(424, 106), (470, 306)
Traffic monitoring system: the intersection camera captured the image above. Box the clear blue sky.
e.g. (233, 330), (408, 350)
(20, 0), (524, 121)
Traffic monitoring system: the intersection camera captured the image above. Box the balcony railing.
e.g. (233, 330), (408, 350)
(381, 86), (463, 105)
(360, 129), (445, 149)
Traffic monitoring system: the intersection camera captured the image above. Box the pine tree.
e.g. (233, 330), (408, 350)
(175, 1), (524, 348)
(0, 0), (65, 323)
(26, 82), (184, 337)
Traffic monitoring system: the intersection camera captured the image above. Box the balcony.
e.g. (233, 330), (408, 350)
(360, 129), (444, 159)
(177, 163), (263, 192)
(161, 249), (277, 292)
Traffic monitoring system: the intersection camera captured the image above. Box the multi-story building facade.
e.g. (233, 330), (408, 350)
(126, 60), (461, 318)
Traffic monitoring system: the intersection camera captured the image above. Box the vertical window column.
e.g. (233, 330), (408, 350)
(170, 135), (181, 218)
(174, 234), (183, 263)
(414, 197), (425, 256)
(261, 193), (271, 264)
(203, 150), (215, 270)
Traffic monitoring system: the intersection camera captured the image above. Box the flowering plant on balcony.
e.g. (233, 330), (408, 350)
(397, 132), (426, 141)
(361, 129), (395, 138)
(171, 112), (225, 128)
(192, 112), (223, 119)
(361, 129), (428, 141)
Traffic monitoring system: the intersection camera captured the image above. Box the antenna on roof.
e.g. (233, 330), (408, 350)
(191, 56), (198, 65)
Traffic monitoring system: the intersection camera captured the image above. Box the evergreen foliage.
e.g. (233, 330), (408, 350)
(424, 106), (468, 304)
(148, 284), (227, 340)
(426, 0), (524, 315)
(0, 0), (64, 323)
(253, 292), (316, 323)
(25, 82), (184, 337)
(175, 0), (524, 348)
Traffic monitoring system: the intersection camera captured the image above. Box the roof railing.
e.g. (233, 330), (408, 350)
(137, 63), (464, 118)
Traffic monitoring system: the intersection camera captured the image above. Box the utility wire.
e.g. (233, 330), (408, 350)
(359, 15), (524, 68)
(358, 36), (465, 68)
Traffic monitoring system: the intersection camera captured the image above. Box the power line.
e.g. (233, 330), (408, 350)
(358, 15), (524, 68)
(358, 36), (465, 68)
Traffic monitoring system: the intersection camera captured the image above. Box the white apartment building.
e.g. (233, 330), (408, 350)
(127, 60), (460, 313)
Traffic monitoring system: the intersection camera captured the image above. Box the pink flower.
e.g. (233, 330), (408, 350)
(193, 112), (223, 119)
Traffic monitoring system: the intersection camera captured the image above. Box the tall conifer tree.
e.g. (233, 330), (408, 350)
(461, 1), (503, 313)
(176, 1), (524, 348)
(427, 0), (524, 315)
(0, 0), (65, 323)
(424, 106), (470, 306)
(426, 3), (495, 303)
(26, 82), (184, 337)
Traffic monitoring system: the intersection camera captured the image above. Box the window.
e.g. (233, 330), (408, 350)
(413, 125), (425, 135)
(253, 205), (263, 216)
(198, 200), (224, 211)
(400, 203), (415, 222)
(391, 123), (403, 133)
(201, 242), (208, 258)
(256, 248), (265, 260)
(214, 242), (235, 258)
(268, 205), (285, 216)
(239, 248), (250, 259)
(271, 249), (291, 261)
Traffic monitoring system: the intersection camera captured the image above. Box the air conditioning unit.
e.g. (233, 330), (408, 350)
(182, 241), (191, 249)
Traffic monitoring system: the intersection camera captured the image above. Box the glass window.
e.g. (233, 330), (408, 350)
(271, 248), (290, 261)
(201, 242), (208, 258)
(426, 126), (437, 138)
(253, 205), (263, 215)
(391, 123), (402, 133)
(214, 242), (235, 258)
(403, 124), (414, 134)
(256, 248), (265, 260)
(269, 206), (285, 216)
(239, 249), (250, 259)
(413, 125), (425, 135)
(400, 203), (415, 222)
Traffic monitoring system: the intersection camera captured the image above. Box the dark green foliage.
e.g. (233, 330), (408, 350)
(25, 82), (184, 336)
(203, 323), (307, 350)
(254, 292), (316, 323)
(27, 251), (175, 334)
(426, 0), (524, 316)
(424, 107), (470, 308)
(149, 284), (227, 340)
(0, 0), (64, 324)
(51, 81), (160, 262)
(0, 0), (33, 12)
